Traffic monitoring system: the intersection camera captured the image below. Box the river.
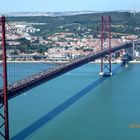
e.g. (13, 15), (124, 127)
(3, 63), (140, 140)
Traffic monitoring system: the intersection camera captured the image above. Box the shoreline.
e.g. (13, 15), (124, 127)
(0, 60), (140, 64)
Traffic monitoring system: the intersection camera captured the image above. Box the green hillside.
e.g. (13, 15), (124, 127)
(7, 11), (140, 37)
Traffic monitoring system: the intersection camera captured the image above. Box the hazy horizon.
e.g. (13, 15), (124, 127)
(0, 0), (139, 13)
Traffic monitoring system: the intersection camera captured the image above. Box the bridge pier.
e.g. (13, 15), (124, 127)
(99, 16), (112, 77)
(121, 43), (135, 65)
(134, 41), (140, 59)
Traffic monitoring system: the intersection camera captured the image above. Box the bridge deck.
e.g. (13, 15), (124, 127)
(0, 42), (133, 103)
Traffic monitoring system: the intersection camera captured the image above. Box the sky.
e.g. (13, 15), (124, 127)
(0, 0), (140, 13)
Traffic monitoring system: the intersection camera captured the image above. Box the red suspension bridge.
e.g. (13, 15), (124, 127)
(0, 15), (139, 140)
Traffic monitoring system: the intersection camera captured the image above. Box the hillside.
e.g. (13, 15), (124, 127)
(6, 11), (140, 37)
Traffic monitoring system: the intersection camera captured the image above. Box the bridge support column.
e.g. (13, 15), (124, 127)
(121, 43), (135, 66)
(99, 16), (112, 77)
(0, 16), (9, 140)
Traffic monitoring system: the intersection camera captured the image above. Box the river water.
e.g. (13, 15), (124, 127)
(3, 63), (140, 140)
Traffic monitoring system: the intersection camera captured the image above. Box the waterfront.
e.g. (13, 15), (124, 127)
(5, 63), (140, 140)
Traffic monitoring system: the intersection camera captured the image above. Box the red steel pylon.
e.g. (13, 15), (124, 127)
(99, 16), (112, 76)
(0, 16), (9, 140)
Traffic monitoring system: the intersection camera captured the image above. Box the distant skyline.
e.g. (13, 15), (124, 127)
(0, 0), (140, 13)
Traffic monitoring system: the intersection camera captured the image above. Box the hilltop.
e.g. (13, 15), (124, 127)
(6, 11), (140, 37)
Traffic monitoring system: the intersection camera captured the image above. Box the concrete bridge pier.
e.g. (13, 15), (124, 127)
(121, 43), (135, 65)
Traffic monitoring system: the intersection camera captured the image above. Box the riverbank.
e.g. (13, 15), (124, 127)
(0, 60), (140, 64)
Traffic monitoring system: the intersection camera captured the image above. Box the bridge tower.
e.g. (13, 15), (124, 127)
(0, 16), (9, 140)
(99, 16), (112, 76)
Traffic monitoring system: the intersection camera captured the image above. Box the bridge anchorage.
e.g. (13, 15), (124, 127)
(99, 16), (112, 77)
(121, 42), (135, 66)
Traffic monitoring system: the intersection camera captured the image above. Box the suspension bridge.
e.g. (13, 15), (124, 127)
(0, 41), (134, 103)
(0, 15), (139, 140)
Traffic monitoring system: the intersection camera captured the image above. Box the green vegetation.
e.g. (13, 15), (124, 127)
(16, 45), (50, 53)
(7, 11), (140, 37)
